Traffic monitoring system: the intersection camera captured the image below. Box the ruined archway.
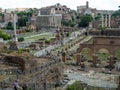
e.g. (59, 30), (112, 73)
(80, 48), (93, 61)
(96, 48), (110, 67)
(97, 48), (110, 61)
(76, 36), (120, 66)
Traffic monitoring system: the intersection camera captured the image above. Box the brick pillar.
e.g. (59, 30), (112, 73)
(109, 55), (113, 66)
(62, 52), (66, 62)
(76, 54), (81, 65)
(92, 54), (98, 65)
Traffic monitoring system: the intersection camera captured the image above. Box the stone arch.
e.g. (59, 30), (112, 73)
(76, 44), (93, 65)
(96, 48), (110, 63)
(77, 44), (93, 53)
(80, 47), (93, 61)
(94, 45), (112, 55)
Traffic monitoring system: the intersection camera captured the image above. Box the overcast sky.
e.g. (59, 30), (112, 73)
(0, 0), (119, 10)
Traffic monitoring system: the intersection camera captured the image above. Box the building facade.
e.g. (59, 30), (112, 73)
(77, 1), (97, 17)
(36, 14), (62, 30)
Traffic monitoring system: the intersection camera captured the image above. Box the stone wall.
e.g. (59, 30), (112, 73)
(1, 55), (37, 71)
(36, 14), (62, 30)
(89, 29), (120, 36)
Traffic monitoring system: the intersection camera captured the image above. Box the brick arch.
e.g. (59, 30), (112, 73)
(94, 46), (111, 54)
(76, 36), (120, 66)
(79, 47), (93, 58)
(96, 48), (110, 54)
(77, 44), (93, 53)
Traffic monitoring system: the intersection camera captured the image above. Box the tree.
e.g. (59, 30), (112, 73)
(17, 9), (36, 17)
(17, 9), (36, 27)
(76, 14), (81, 20)
(18, 17), (28, 27)
(62, 20), (69, 26)
(94, 15), (101, 20)
(78, 14), (93, 28)
(112, 6), (120, 17)
(66, 33), (70, 37)
(112, 11), (120, 17)
(71, 16), (75, 22)
(6, 22), (14, 30)
(70, 22), (75, 27)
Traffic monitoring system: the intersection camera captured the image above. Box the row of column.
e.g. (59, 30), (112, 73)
(101, 14), (111, 28)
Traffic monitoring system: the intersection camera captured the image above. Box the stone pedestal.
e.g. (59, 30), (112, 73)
(9, 41), (18, 50)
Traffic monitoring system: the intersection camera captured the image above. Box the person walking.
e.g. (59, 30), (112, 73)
(13, 80), (22, 90)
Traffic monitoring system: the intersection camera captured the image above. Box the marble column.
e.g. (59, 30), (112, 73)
(105, 14), (108, 27)
(101, 14), (104, 27)
(108, 14), (111, 27)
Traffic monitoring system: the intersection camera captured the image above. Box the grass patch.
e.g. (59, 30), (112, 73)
(24, 33), (55, 41)
(66, 81), (115, 90)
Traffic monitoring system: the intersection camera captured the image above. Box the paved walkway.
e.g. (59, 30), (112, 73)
(64, 67), (118, 89)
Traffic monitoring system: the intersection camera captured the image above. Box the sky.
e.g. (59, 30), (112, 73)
(0, 0), (119, 10)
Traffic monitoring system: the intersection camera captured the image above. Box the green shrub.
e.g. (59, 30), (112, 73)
(25, 29), (30, 32)
(0, 31), (11, 40)
(45, 39), (50, 43)
(18, 37), (24, 42)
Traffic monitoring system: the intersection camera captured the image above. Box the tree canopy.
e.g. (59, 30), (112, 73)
(6, 22), (14, 30)
(62, 20), (69, 26)
(112, 6), (120, 17)
(0, 30), (11, 40)
(17, 8), (36, 17)
(17, 8), (36, 27)
(18, 17), (28, 27)
(78, 14), (93, 28)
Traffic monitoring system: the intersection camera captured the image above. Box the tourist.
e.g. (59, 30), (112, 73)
(13, 80), (22, 90)
(13, 80), (18, 90)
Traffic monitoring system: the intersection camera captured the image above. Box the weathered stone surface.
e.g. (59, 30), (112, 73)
(9, 42), (18, 50)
